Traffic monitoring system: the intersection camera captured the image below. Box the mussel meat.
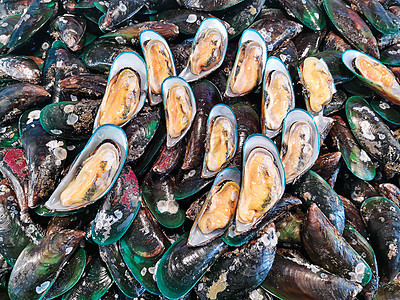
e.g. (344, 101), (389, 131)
(300, 57), (336, 113)
(60, 141), (120, 207)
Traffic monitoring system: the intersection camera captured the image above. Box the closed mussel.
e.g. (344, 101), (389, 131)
(188, 167), (241, 247)
(93, 51), (148, 129)
(162, 76), (196, 148)
(44, 125), (128, 212)
(280, 109), (319, 184)
(140, 30), (176, 106)
(261, 56), (295, 138)
(224, 29), (267, 97)
(235, 134), (285, 234)
(179, 18), (228, 82)
(202, 104), (237, 178)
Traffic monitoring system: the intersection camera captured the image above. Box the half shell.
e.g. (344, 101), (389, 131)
(261, 56), (295, 138)
(162, 76), (196, 148)
(179, 18), (228, 82)
(44, 125), (128, 212)
(225, 29), (267, 97)
(93, 51), (148, 129)
(140, 30), (176, 106)
(342, 49), (400, 105)
(280, 109), (320, 184)
(202, 104), (238, 178)
(235, 134), (285, 234)
(299, 56), (336, 114)
(188, 167), (241, 247)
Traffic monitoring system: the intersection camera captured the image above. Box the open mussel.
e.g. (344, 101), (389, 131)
(235, 134), (285, 234)
(93, 51), (148, 129)
(140, 30), (176, 106)
(261, 56), (295, 138)
(225, 29), (267, 97)
(179, 18), (228, 82)
(343, 49), (400, 105)
(44, 125), (128, 212)
(280, 109), (320, 184)
(299, 56), (336, 114)
(162, 76), (196, 148)
(202, 104), (237, 178)
(188, 167), (241, 247)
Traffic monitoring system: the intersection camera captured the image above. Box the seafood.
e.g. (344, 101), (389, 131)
(3, 1), (400, 299)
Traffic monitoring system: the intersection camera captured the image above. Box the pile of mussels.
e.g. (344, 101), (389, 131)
(3, 0), (400, 299)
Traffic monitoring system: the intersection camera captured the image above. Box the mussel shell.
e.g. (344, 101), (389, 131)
(61, 256), (113, 300)
(279, 0), (326, 31)
(303, 204), (372, 286)
(141, 171), (186, 229)
(370, 98), (400, 125)
(194, 223), (277, 299)
(6, 0), (58, 53)
(224, 29), (267, 97)
(8, 230), (84, 300)
(99, 243), (145, 298)
(330, 115), (375, 181)
(188, 167), (241, 247)
(343, 225), (379, 299)
(202, 104), (237, 178)
(93, 51), (148, 129)
(0, 182), (32, 266)
(156, 232), (228, 299)
(293, 170), (345, 234)
(261, 251), (363, 300)
(0, 83), (50, 126)
(179, 18), (228, 82)
(261, 56), (295, 138)
(40, 100), (100, 140)
(322, 0), (379, 59)
(162, 76), (196, 148)
(81, 42), (134, 73)
(20, 109), (67, 208)
(44, 247), (86, 299)
(182, 80), (222, 170)
(360, 196), (400, 283)
(342, 50), (400, 105)
(140, 29), (176, 106)
(125, 104), (161, 164)
(92, 165), (141, 245)
(235, 134), (285, 234)
(280, 109), (320, 184)
(44, 124), (128, 212)
(345, 96), (400, 173)
(119, 205), (170, 295)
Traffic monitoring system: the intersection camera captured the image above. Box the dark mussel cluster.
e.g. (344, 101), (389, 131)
(2, 0), (400, 299)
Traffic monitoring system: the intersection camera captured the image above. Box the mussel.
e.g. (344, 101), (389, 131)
(299, 56), (336, 114)
(93, 51), (148, 129)
(343, 49), (400, 105)
(280, 109), (320, 184)
(261, 56), (295, 138)
(162, 76), (196, 148)
(225, 29), (267, 97)
(179, 18), (228, 82)
(44, 125), (128, 212)
(202, 104), (237, 178)
(188, 167), (241, 247)
(235, 134), (285, 234)
(140, 30), (176, 105)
